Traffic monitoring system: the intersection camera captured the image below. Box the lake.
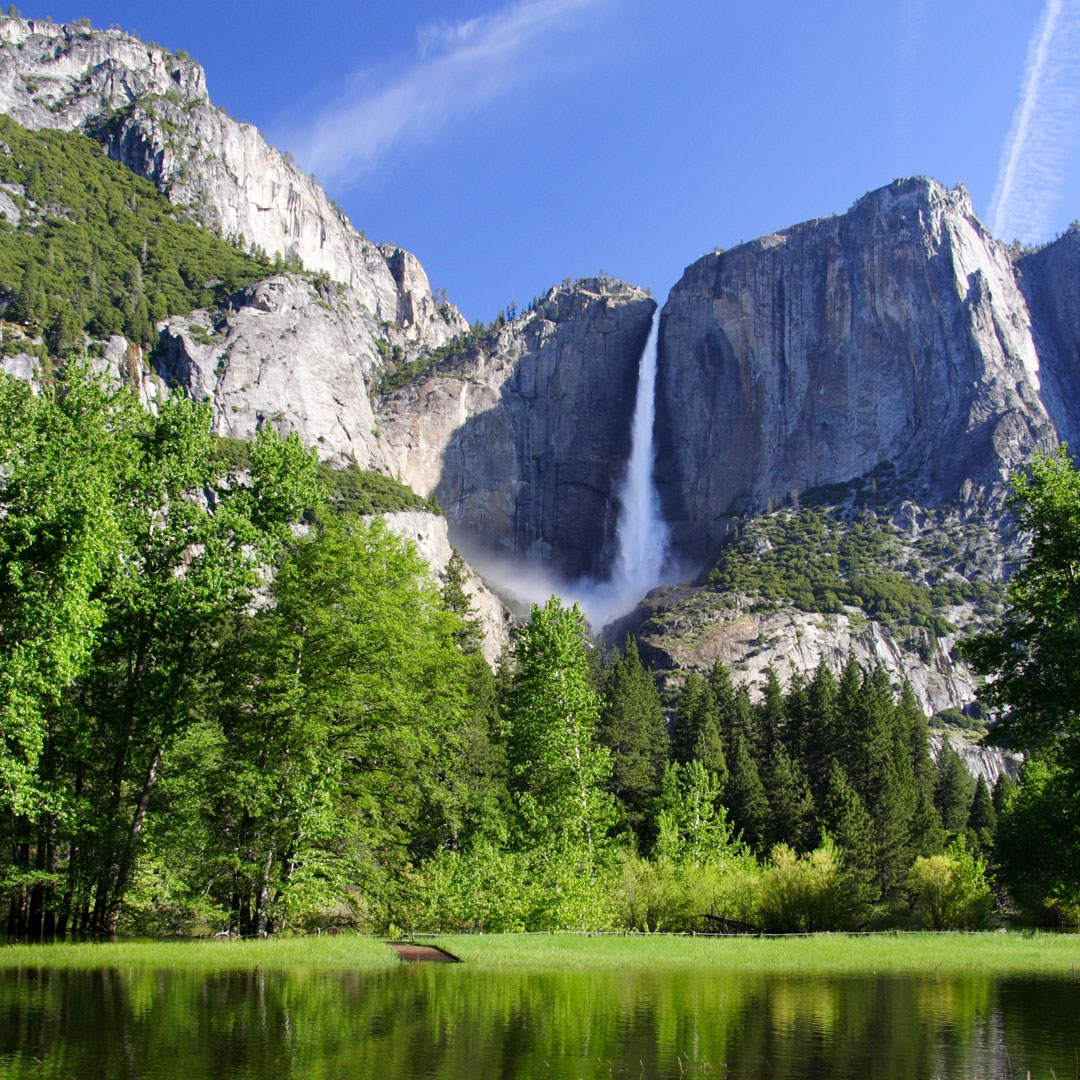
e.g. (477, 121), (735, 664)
(1, 962), (1078, 1078)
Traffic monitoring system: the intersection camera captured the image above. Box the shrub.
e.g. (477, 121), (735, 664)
(759, 836), (854, 932)
(908, 837), (993, 930)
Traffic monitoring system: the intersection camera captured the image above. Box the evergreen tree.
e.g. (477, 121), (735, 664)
(804, 660), (840, 795)
(934, 740), (976, 838)
(967, 774), (997, 853)
(723, 732), (770, 854)
(596, 637), (670, 839)
(671, 673), (726, 782)
(818, 758), (875, 906)
(835, 654), (866, 775)
(755, 666), (787, 764)
(992, 771), (1016, 813)
(763, 742), (814, 852)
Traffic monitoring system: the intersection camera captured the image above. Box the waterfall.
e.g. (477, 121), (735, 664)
(461, 306), (671, 632)
(574, 307), (670, 629)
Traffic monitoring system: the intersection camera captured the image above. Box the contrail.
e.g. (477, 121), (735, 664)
(989, 0), (1080, 241)
(278, 0), (612, 189)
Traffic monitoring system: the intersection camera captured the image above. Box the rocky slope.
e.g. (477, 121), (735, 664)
(156, 275), (392, 467)
(378, 279), (656, 580)
(0, 14), (465, 353)
(656, 178), (1060, 565)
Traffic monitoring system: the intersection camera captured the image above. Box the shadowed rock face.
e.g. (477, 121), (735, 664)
(655, 178), (1059, 566)
(378, 281), (656, 580)
(1016, 230), (1080, 450)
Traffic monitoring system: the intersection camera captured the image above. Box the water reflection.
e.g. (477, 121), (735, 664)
(0, 964), (1077, 1079)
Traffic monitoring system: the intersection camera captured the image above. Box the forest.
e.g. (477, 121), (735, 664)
(2, 368), (1078, 940)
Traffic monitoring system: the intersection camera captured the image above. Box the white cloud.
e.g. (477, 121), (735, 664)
(281, 0), (612, 188)
(989, 0), (1080, 241)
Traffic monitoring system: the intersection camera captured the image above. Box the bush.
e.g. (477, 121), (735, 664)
(758, 836), (855, 932)
(613, 849), (761, 932)
(908, 837), (994, 930)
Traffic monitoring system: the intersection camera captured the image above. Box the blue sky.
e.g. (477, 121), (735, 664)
(33, 1), (1080, 322)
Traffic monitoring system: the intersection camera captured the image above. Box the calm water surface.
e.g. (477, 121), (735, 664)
(0, 963), (1078, 1079)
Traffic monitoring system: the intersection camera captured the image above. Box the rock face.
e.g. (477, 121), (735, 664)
(1016, 229), (1080, 449)
(377, 280), (656, 580)
(929, 734), (1022, 786)
(0, 15), (466, 352)
(656, 178), (1060, 565)
(621, 582), (976, 717)
(155, 275), (392, 467)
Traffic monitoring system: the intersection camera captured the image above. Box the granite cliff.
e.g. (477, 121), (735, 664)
(0, 14), (466, 355)
(378, 280), (655, 580)
(656, 178), (1060, 565)
(5, 17), (1080, 723)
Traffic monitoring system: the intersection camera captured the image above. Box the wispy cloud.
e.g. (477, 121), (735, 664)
(281, 0), (613, 188)
(989, 0), (1080, 241)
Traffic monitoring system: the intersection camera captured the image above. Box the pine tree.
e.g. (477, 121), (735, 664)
(934, 739), (976, 838)
(723, 732), (770, 854)
(596, 637), (670, 838)
(803, 660), (840, 795)
(671, 672), (726, 782)
(755, 666), (787, 765)
(967, 774), (997, 853)
(992, 771), (1016, 813)
(819, 759), (875, 905)
(764, 742), (814, 851)
(835, 654), (865, 776)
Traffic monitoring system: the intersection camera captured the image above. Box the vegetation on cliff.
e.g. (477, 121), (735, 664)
(0, 115), (272, 357)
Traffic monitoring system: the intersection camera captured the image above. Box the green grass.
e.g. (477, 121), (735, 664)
(0, 935), (398, 973)
(434, 932), (1080, 975)
(2, 932), (1077, 976)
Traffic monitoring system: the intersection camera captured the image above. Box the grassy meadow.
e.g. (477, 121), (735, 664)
(1, 931), (1078, 976)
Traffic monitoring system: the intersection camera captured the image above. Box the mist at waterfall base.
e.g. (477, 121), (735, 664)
(463, 310), (676, 633)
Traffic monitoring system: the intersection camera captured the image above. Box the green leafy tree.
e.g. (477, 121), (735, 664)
(908, 837), (993, 930)
(205, 514), (476, 933)
(503, 597), (614, 851)
(964, 446), (1080, 752)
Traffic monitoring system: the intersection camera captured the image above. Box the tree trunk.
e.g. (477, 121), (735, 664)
(102, 739), (166, 933)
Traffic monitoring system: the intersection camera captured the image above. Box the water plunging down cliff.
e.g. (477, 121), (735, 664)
(571, 308), (672, 629)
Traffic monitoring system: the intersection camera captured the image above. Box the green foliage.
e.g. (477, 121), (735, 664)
(0, 115), (270, 354)
(964, 446), (1080, 753)
(596, 637), (669, 840)
(994, 759), (1080, 924)
(908, 837), (994, 930)
(503, 597), (614, 850)
(316, 460), (441, 515)
(377, 317), (500, 395)
(706, 504), (997, 638)
(758, 837), (855, 932)
(205, 514), (477, 933)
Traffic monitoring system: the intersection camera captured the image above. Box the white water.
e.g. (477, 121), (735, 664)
(456, 307), (672, 632)
(571, 307), (671, 629)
